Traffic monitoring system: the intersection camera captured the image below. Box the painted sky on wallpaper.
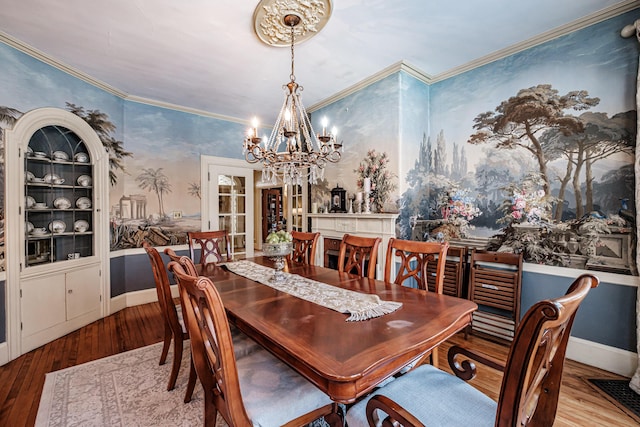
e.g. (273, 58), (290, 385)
(121, 102), (246, 216)
(429, 12), (638, 179)
(0, 43), (123, 134)
(311, 74), (402, 200)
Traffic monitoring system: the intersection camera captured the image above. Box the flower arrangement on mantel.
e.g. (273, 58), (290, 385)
(354, 149), (397, 212)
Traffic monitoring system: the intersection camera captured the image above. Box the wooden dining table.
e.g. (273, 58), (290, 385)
(198, 256), (477, 404)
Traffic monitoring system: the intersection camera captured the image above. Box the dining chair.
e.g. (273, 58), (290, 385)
(168, 261), (343, 427)
(143, 242), (197, 402)
(289, 230), (320, 265)
(170, 253), (262, 357)
(338, 234), (382, 279)
(383, 238), (449, 369)
(188, 230), (232, 265)
(384, 238), (449, 292)
(345, 273), (599, 427)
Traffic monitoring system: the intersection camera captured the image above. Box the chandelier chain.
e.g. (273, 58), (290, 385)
(290, 22), (296, 82)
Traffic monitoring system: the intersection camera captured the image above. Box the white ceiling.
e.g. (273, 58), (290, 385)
(0, 0), (637, 125)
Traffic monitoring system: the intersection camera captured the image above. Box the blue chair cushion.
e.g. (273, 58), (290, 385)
(229, 324), (261, 359)
(236, 348), (334, 426)
(346, 364), (497, 427)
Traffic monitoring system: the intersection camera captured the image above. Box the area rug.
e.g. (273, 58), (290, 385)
(587, 378), (640, 424)
(36, 342), (332, 427)
(36, 342), (209, 427)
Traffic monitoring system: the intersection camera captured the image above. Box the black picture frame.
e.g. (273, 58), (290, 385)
(330, 186), (347, 213)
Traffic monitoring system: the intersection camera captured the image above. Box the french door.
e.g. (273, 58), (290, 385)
(202, 156), (255, 259)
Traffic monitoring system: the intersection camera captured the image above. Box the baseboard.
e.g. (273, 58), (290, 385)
(0, 341), (8, 366)
(567, 336), (637, 377)
(109, 285), (179, 313)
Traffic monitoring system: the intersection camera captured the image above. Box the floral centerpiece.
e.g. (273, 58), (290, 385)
(354, 149), (397, 212)
(263, 230), (293, 283)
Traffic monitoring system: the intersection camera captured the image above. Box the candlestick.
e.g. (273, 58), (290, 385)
(364, 192), (371, 214)
(363, 178), (371, 193)
(356, 191), (363, 202)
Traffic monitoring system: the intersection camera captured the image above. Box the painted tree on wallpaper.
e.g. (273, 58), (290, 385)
(65, 103), (132, 186)
(136, 168), (172, 219)
(400, 84), (636, 274)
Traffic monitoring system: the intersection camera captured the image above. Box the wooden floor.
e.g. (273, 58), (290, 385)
(0, 302), (636, 426)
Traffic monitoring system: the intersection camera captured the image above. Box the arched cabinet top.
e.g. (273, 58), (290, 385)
(5, 107), (106, 163)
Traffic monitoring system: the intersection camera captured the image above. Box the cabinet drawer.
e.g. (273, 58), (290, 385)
(324, 238), (341, 251)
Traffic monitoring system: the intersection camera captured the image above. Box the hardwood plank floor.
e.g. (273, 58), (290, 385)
(0, 302), (636, 426)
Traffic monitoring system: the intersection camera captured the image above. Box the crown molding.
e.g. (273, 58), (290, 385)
(309, 0), (640, 111)
(430, 0), (640, 83)
(1, 0), (637, 119)
(0, 30), (127, 99)
(125, 95), (248, 125)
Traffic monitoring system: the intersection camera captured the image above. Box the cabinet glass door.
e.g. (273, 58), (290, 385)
(24, 125), (93, 267)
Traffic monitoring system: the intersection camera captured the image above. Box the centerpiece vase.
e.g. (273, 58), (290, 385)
(263, 242), (293, 283)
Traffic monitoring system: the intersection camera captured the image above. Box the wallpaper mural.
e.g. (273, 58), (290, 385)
(0, 41), (248, 268)
(0, 10), (638, 277)
(315, 11), (639, 274)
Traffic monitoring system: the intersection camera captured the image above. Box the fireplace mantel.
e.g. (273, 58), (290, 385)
(309, 213), (399, 279)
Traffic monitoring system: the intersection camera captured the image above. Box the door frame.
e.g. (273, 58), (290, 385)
(200, 156), (260, 257)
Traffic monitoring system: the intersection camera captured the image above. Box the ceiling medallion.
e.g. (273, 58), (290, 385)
(253, 0), (332, 47)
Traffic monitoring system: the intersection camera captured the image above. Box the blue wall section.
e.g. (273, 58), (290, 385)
(521, 272), (636, 352)
(111, 248), (191, 297)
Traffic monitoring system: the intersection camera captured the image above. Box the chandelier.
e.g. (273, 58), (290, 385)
(243, 12), (341, 186)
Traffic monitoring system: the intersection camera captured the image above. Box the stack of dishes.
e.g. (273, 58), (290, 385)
(30, 227), (48, 236)
(43, 173), (64, 184)
(33, 202), (47, 209)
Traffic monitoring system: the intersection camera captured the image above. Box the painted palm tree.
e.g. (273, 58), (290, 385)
(136, 167), (172, 218)
(188, 182), (201, 199)
(65, 103), (132, 185)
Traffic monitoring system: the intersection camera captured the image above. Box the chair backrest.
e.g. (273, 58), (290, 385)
(338, 234), (381, 279)
(188, 230), (232, 265)
(168, 261), (252, 426)
(425, 245), (467, 297)
(143, 242), (183, 337)
(165, 247), (199, 276)
(384, 238), (449, 292)
(468, 250), (523, 331)
(495, 273), (598, 426)
(289, 231), (320, 265)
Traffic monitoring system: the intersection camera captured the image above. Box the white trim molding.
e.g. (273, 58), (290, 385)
(567, 336), (638, 377)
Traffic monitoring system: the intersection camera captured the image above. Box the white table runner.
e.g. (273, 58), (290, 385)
(223, 260), (402, 321)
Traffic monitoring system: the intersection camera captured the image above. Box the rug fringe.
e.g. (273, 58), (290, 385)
(346, 301), (403, 321)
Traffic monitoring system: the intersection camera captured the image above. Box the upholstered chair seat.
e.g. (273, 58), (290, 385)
(346, 273), (599, 427)
(346, 363), (497, 427)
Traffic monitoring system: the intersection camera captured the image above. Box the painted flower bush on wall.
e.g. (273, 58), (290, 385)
(434, 188), (481, 238)
(355, 149), (397, 212)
